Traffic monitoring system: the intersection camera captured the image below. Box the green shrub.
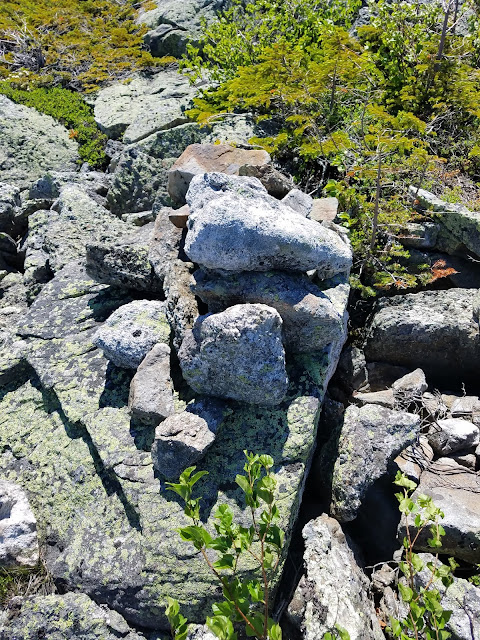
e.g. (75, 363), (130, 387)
(0, 83), (107, 167)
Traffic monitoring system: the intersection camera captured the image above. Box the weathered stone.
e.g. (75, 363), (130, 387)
(394, 435), (434, 483)
(451, 395), (480, 424)
(191, 269), (345, 353)
(0, 96), (78, 189)
(451, 452), (477, 470)
(186, 626), (216, 640)
(148, 206), (186, 283)
(352, 389), (395, 408)
(427, 418), (479, 455)
(106, 148), (174, 215)
(0, 182), (20, 234)
(94, 71), (196, 143)
(169, 204), (190, 228)
(179, 304), (288, 405)
(395, 221), (440, 249)
(328, 404), (420, 522)
(365, 289), (480, 383)
(29, 170), (110, 203)
(152, 398), (229, 479)
(366, 361), (410, 392)
(281, 188), (313, 217)
(399, 458), (480, 563)
(286, 515), (384, 640)
(0, 593), (144, 640)
(0, 481), (38, 568)
(163, 259), (199, 350)
(392, 368), (428, 400)
(310, 197), (339, 224)
(23, 185), (128, 285)
(332, 345), (368, 396)
(167, 144), (271, 205)
(86, 223), (163, 292)
(94, 300), (170, 369)
(185, 173), (352, 277)
(238, 163), (293, 198)
(129, 343), (175, 426)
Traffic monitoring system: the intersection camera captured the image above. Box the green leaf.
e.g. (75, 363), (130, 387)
(268, 619), (282, 640)
(235, 474), (250, 494)
(213, 554), (236, 571)
(398, 583), (414, 603)
(206, 615), (237, 640)
(335, 624), (351, 639)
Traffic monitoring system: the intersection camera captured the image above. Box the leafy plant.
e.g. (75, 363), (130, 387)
(388, 472), (457, 640)
(166, 453), (284, 640)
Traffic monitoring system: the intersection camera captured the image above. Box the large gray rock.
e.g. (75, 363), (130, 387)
(0, 96), (78, 189)
(327, 404), (420, 522)
(0, 182), (20, 235)
(238, 163), (294, 198)
(23, 184), (128, 288)
(179, 304), (288, 405)
(427, 418), (480, 455)
(184, 173), (352, 276)
(286, 515), (385, 640)
(282, 188), (313, 217)
(148, 205), (186, 283)
(106, 148), (174, 215)
(94, 71), (196, 143)
(0, 480), (38, 568)
(192, 269), (345, 352)
(151, 398), (229, 479)
(128, 343), (175, 426)
(94, 300), (170, 369)
(167, 144), (271, 205)
(365, 289), (480, 382)
(86, 223), (163, 293)
(399, 457), (480, 563)
(0, 593), (144, 640)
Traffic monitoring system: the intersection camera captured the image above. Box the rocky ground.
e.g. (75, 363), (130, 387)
(0, 2), (479, 639)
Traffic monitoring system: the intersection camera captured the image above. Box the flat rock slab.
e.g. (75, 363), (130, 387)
(399, 458), (480, 564)
(286, 515), (384, 640)
(0, 96), (78, 189)
(167, 144), (271, 205)
(365, 289), (480, 383)
(192, 269), (345, 352)
(0, 593), (145, 640)
(328, 404), (420, 522)
(94, 71), (196, 143)
(185, 173), (352, 277)
(179, 303), (289, 405)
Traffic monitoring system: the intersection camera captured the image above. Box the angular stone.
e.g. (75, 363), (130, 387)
(0, 96), (78, 189)
(185, 173), (352, 277)
(151, 398), (229, 479)
(366, 361), (410, 392)
(399, 458), (480, 563)
(286, 515), (384, 640)
(310, 197), (339, 223)
(328, 404), (420, 522)
(0, 182), (20, 234)
(167, 144), (271, 205)
(148, 206), (186, 283)
(129, 343), (175, 426)
(169, 204), (190, 228)
(427, 418), (479, 455)
(282, 188), (313, 217)
(86, 223), (163, 292)
(192, 269), (345, 353)
(179, 304), (288, 405)
(0, 593), (145, 640)
(392, 368), (428, 399)
(163, 259), (199, 350)
(394, 435), (434, 483)
(365, 289), (480, 382)
(0, 481), (38, 568)
(94, 300), (170, 369)
(238, 163), (293, 198)
(352, 389), (395, 408)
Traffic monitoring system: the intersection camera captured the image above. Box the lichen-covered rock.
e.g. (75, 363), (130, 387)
(327, 404), (420, 522)
(286, 515), (385, 640)
(179, 304), (289, 405)
(167, 144), (271, 205)
(129, 343), (175, 426)
(94, 71), (196, 143)
(151, 398), (229, 479)
(163, 258), (199, 350)
(86, 223), (163, 293)
(427, 418), (480, 455)
(0, 96), (78, 189)
(185, 173), (352, 276)
(94, 300), (170, 369)
(399, 457), (480, 563)
(192, 269), (345, 352)
(365, 289), (480, 382)
(0, 593), (144, 640)
(0, 182), (20, 234)
(282, 188), (313, 217)
(0, 480), (38, 568)
(106, 148), (174, 215)
(148, 205), (186, 283)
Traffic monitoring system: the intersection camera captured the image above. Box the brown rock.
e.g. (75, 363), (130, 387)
(238, 163), (293, 198)
(169, 204), (189, 229)
(310, 197), (339, 223)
